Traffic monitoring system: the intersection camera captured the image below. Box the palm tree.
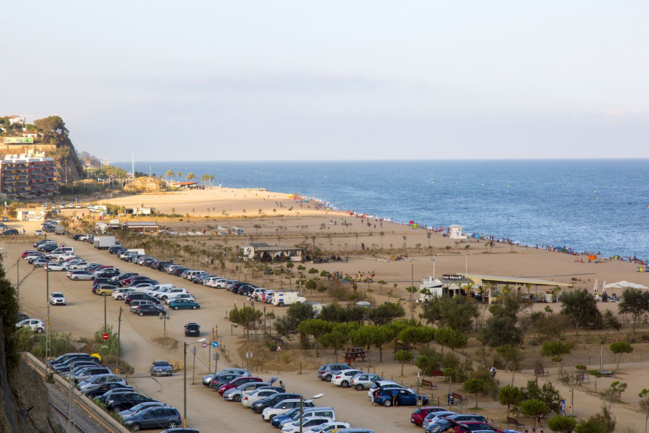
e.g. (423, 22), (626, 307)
(165, 169), (174, 183)
(208, 174), (215, 188)
(177, 171), (183, 183)
(187, 172), (196, 182)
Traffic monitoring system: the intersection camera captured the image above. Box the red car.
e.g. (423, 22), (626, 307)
(455, 421), (504, 433)
(218, 376), (262, 395)
(411, 407), (447, 426)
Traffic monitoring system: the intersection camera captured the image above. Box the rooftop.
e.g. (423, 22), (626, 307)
(459, 273), (572, 287)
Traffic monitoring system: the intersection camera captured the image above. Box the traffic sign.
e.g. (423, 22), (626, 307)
(212, 341), (219, 348)
(276, 345), (282, 352)
(102, 333), (109, 341)
(201, 342), (208, 348)
(246, 352), (253, 359)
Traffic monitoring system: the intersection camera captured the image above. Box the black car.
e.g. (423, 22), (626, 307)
(93, 278), (120, 288)
(161, 429), (199, 433)
(42, 225), (56, 233)
(38, 244), (58, 252)
(128, 277), (158, 287)
(105, 392), (156, 413)
(250, 393), (301, 413)
(96, 269), (121, 278)
(184, 323), (200, 337)
(84, 382), (133, 399)
(125, 293), (160, 305)
(137, 305), (166, 316)
(209, 374), (241, 390)
(2, 229), (20, 236)
(109, 246), (126, 254)
(238, 284), (257, 296)
(17, 312), (29, 322)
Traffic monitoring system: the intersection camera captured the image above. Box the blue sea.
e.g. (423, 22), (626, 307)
(112, 160), (649, 260)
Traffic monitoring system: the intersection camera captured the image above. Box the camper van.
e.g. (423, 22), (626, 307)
(271, 291), (307, 307)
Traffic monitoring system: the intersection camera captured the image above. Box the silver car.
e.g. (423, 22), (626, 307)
(350, 373), (383, 391)
(202, 368), (251, 386)
(223, 378), (278, 402)
(78, 374), (125, 391)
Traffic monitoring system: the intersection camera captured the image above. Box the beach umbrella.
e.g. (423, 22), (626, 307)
(409, 220), (415, 225)
(593, 279), (599, 294)
(588, 254), (597, 261)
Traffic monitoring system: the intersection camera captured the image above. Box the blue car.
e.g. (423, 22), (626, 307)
(271, 408), (300, 427)
(373, 389), (429, 407)
(169, 299), (201, 310)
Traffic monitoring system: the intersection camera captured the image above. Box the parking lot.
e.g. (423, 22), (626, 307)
(12, 233), (432, 432)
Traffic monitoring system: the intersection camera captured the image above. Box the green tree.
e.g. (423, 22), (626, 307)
(367, 302), (406, 326)
(305, 278), (317, 294)
(547, 415), (577, 433)
(602, 310), (622, 339)
(398, 326), (435, 349)
(434, 327), (468, 354)
(177, 171), (183, 182)
(560, 289), (602, 335)
(186, 172), (196, 182)
(479, 316), (523, 348)
(601, 381), (627, 410)
(420, 296), (479, 333)
(522, 379), (563, 414)
(319, 324), (352, 362)
(541, 341), (572, 374)
(574, 405), (616, 433)
(463, 378), (487, 409)
(520, 399), (549, 427)
(498, 384), (523, 419)
(229, 306), (263, 338)
(609, 341), (633, 369)
(496, 345), (525, 386)
(415, 353), (441, 377)
(34, 115), (69, 142)
(298, 319), (333, 357)
(618, 288), (649, 333)
(0, 256), (20, 376)
(395, 350), (413, 376)
(165, 169), (174, 184)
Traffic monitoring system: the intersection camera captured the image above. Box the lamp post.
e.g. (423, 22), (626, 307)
(183, 338), (206, 427)
(299, 393), (324, 433)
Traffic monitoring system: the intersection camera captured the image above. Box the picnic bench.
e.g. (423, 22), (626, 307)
(507, 417), (525, 428)
(430, 370), (445, 378)
(421, 379), (438, 390)
(576, 373), (589, 383)
(535, 368), (549, 377)
(344, 347), (366, 363)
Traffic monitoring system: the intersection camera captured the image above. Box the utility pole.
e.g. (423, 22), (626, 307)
(45, 269), (51, 375)
(183, 343), (187, 427)
(132, 152), (135, 179)
(103, 293), (107, 333)
(116, 307), (122, 374)
(410, 264), (414, 319)
(192, 347), (197, 385)
(16, 258), (19, 305)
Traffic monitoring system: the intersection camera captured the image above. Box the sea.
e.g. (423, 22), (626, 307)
(112, 160), (649, 261)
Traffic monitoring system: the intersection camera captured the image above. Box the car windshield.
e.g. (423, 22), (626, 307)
(153, 361), (170, 366)
(187, 324), (199, 329)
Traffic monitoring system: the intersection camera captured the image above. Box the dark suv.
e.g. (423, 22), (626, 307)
(105, 393), (156, 413)
(137, 305), (166, 316)
(184, 323), (200, 337)
(125, 293), (160, 305)
(251, 393), (301, 413)
(123, 407), (182, 431)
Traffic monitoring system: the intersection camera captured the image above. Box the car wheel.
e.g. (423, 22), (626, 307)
(131, 423), (141, 431)
(192, 305), (197, 309)
(279, 302), (284, 307)
(74, 277), (79, 281)
(325, 375), (332, 382)
(167, 421), (177, 428)
(174, 307), (179, 310)
(356, 384), (364, 391)
(139, 312), (144, 316)
(112, 406), (122, 413)
(234, 395), (241, 402)
(36, 328), (44, 333)
(341, 380), (349, 388)
(162, 296), (167, 300)
(383, 400), (392, 407)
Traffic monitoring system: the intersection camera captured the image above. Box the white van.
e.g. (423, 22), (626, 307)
(271, 291), (307, 307)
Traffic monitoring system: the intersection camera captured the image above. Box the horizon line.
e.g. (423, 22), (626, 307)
(109, 157), (649, 163)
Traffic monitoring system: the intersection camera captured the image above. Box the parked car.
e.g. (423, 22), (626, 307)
(262, 399), (316, 421)
(157, 288), (189, 300)
(422, 411), (457, 430)
(317, 363), (349, 382)
(169, 299), (200, 310)
(223, 380), (277, 402)
(371, 388), (429, 407)
(218, 376), (263, 396)
(350, 373), (383, 391)
(34, 229), (44, 236)
(16, 319), (45, 333)
(451, 421), (504, 433)
(150, 361), (173, 377)
(49, 292), (67, 305)
(202, 368), (250, 386)
(241, 388), (281, 407)
(304, 421), (350, 433)
(330, 369), (364, 388)
(125, 293), (160, 305)
(78, 374), (124, 391)
(117, 401), (167, 418)
(184, 323), (200, 337)
(251, 393), (302, 413)
(105, 392), (157, 413)
(281, 417), (332, 433)
(410, 407), (448, 427)
(70, 366), (113, 384)
(96, 286), (117, 296)
(44, 262), (68, 272)
(276, 407), (336, 428)
(84, 383), (134, 399)
(137, 305), (166, 316)
(165, 293), (195, 304)
(123, 407), (182, 432)
(367, 381), (411, 399)
(2, 229), (20, 236)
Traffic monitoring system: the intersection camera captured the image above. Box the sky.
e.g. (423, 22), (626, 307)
(1, 1), (648, 161)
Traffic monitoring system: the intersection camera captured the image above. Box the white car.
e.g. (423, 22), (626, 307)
(422, 411), (457, 429)
(262, 399), (306, 421)
(76, 204), (81, 209)
(157, 288), (189, 300)
(305, 422), (351, 433)
(113, 288), (138, 300)
(44, 263), (68, 272)
(50, 292), (67, 305)
(67, 261), (88, 270)
(281, 417), (332, 433)
(205, 278), (228, 288)
(242, 388), (279, 407)
(165, 293), (195, 304)
(16, 319), (45, 333)
(34, 230), (44, 236)
(330, 369), (364, 388)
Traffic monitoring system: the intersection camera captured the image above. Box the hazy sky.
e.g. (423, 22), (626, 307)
(1, 1), (648, 161)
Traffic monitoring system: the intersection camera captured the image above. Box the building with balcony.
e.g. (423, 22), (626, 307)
(0, 153), (57, 198)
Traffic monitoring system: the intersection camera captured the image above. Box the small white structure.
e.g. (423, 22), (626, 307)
(448, 225), (467, 240)
(231, 226), (244, 235)
(417, 277), (444, 303)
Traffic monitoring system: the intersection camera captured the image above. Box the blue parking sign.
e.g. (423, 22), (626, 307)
(212, 341), (219, 348)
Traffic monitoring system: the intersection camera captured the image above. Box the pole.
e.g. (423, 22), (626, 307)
(277, 350), (280, 374)
(16, 258), (19, 305)
(410, 264), (414, 319)
(416, 372), (421, 407)
(46, 268), (51, 374)
(432, 256), (436, 279)
(103, 293), (107, 333)
(183, 343), (187, 427)
(192, 347), (196, 385)
(465, 254), (468, 275)
(116, 307), (122, 374)
(299, 395), (303, 433)
(208, 345), (211, 374)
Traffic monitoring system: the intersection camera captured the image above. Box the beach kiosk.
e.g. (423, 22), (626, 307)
(448, 225), (467, 241)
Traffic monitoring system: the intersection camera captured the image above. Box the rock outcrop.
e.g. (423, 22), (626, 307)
(124, 176), (167, 193)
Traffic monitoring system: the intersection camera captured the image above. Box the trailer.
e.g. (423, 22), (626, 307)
(94, 236), (117, 250)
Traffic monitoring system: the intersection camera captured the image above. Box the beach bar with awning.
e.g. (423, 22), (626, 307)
(459, 273), (573, 303)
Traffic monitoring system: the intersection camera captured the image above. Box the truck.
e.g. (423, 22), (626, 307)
(271, 291), (307, 307)
(94, 236), (117, 250)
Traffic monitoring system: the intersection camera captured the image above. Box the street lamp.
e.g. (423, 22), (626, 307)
(183, 338), (206, 427)
(299, 393), (324, 433)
